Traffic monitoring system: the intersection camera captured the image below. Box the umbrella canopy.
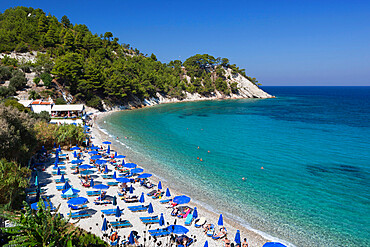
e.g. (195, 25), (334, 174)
(90, 146), (100, 150)
(62, 181), (71, 190)
(129, 184), (133, 194)
(204, 241), (208, 247)
(67, 197), (88, 205)
(60, 174), (65, 183)
(95, 159), (107, 165)
(173, 195), (191, 205)
(103, 165), (108, 174)
(112, 171), (117, 179)
(159, 213), (165, 226)
(218, 214), (223, 226)
(62, 187), (80, 195)
(70, 145), (80, 151)
(262, 243), (287, 247)
(131, 168), (144, 174)
(139, 192), (145, 203)
(115, 206), (121, 217)
(79, 164), (94, 170)
(91, 155), (102, 160)
(88, 151), (99, 155)
(93, 184), (109, 190)
(124, 163), (137, 169)
(102, 141), (111, 144)
(57, 167), (61, 175)
(148, 203), (154, 214)
(30, 201), (55, 211)
(34, 176), (38, 187)
(90, 179), (94, 187)
(73, 151), (77, 158)
(113, 196), (117, 206)
(158, 181), (162, 190)
(115, 155), (125, 159)
(167, 225), (189, 235)
(193, 207), (198, 219)
(138, 173), (152, 179)
(80, 170), (94, 175)
(235, 230), (241, 244)
(101, 218), (108, 231)
(116, 177), (130, 183)
(166, 188), (171, 197)
(53, 142), (56, 148)
(71, 159), (84, 164)
(128, 231), (135, 245)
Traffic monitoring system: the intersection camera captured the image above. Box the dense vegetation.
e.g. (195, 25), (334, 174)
(0, 6), (259, 109)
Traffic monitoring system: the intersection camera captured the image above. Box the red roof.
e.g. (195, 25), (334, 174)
(31, 100), (53, 105)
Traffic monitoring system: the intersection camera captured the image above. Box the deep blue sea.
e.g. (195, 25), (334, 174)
(98, 87), (370, 246)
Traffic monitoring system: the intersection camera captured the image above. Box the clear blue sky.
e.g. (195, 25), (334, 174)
(1, 0), (370, 86)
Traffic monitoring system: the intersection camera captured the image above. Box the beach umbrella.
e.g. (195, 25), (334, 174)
(41, 146), (45, 152)
(80, 170), (94, 175)
(73, 151), (77, 158)
(113, 171), (117, 179)
(95, 159), (107, 165)
(60, 174), (65, 183)
(158, 181), (162, 190)
(79, 164), (94, 170)
(128, 231), (135, 245)
(167, 225), (189, 235)
(159, 213), (165, 226)
(193, 207), (198, 219)
(129, 184), (133, 194)
(114, 152), (117, 157)
(139, 192), (145, 203)
(53, 142), (56, 148)
(91, 155), (102, 160)
(71, 159), (84, 164)
(88, 151), (98, 155)
(90, 146), (100, 150)
(115, 155), (125, 159)
(262, 243), (287, 247)
(93, 184), (109, 190)
(90, 178), (94, 187)
(54, 159), (59, 166)
(116, 177), (130, 183)
(124, 163), (137, 169)
(62, 181), (71, 190)
(148, 203), (154, 214)
(138, 173), (152, 179)
(173, 195), (191, 205)
(113, 196), (117, 206)
(30, 200), (55, 211)
(131, 168), (144, 174)
(101, 218), (108, 232)
(166, 188), (171, 197)
(204, 241), (208, 247)
(235, 230), (241, 245)
(103, 165), (108, 174)
(62, 187), (80, 195)
(58, 145), (61, 150)
(34, 176), (38, 187)
(102, 141), (111, 145)
(67, 197), (88, 205)
(218, 214), (223, 226)
(115, 206), (121, 217)
(70, 145), (80, 151)
(106, 145), (110, 154)
(57, 167), (61, 176)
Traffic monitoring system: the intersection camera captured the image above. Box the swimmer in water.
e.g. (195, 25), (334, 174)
(242, 177), (246, 181)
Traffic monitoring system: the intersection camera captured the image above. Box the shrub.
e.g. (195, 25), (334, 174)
(54, 97), (67, 104)
(87, 95), (103, 111)
(0, 86), (16, 98)
(9, 75), (27, 90)
(0, 66), (12, 81)
(28, 90), (40, 100)
(40, 73), (53, 88)
(33, 77), (41, 86)
(1, 55), (18, 67)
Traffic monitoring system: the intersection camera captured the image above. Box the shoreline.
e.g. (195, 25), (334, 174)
(92, 108), (294, 247)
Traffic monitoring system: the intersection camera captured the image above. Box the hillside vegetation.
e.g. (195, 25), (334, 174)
(0, 6), (263, 109)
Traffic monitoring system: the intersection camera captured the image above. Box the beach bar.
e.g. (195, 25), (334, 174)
(50, 104), (85, 125)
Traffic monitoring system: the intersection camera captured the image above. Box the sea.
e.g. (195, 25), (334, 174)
(97, 86), (370, 246)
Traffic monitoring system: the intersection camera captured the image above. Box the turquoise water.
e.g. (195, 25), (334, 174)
(98, 87), (370, 246)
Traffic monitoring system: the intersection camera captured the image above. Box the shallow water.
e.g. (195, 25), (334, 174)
(98, 87), (370, 246)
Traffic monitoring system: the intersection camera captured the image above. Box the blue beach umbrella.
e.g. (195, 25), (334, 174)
(116, 177), (130, 183)
(91, 155), (102, 160)
(71, 159), (84, 164)
(34, 176), (38, 187)
(166, 188), (171, 197)
(129, 184), (133, 194)
(102, 141), (111, 144)
(62, 187), (80, 195)
(128, 231), (135, 245)
(124, 163), (137, 169)
(235, 230), (241, 245)
(173, 195), (191, 205)
(139, 192), (145, 203)
(95, 159), (107, 165)
(62, 181), (71, 190)
(204, 241), (208, 247)
(138, 173), (152, 179)
(113, 196), (117, 206)
(193, 207), (198, 219)
(54, 159), (59, 166)
(113, 171), (117, 179)
(158, 181), (162, 190)
(103, 165), (108, 174)
(80, 170), (94, 175)
(93, 184), (109, 190)
(58, 145), (61, 150)
(90, 146), (100, 150)
(131, 168), (144, 174)
(167, 225), (189, 235)
(79, 164), (94, 170)
(148, 203), (154, 214)
(90, 178), (94, 187)
(67, 197), (88, 205)
(101, 218), (108, 232)
(115, 206), (121, 217)
(263, 243), (287, 247)
(88, 151), (98, 155)
(73, 151), (77, 158)
(53, 142), (56, 148)
(115, 155), (125, 159)
(60, 174), (65, 183)
(218, 214), (223, 226)
(30, 201), (55, 211)
(114, 152), (117, 157)
(57, 167), (61, 175)
(70, 145), (80, 151)
(107, 145), (110, 154)
(159, 213), (165, 226)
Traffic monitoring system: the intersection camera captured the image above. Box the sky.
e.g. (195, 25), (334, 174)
(1, 0), (369, 86)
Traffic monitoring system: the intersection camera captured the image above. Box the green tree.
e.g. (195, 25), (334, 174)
(61, 15), (72, 28)
(150, 53), (157, 61)
(28, 90), (40, 100)
(103, 32), (113, 41)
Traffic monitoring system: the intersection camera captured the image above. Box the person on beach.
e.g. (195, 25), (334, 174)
(223, 237), (231, 246)
(242, 238), (249, 247)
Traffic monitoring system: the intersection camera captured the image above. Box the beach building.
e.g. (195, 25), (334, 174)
(19, 99), (54, 113)
(50, 104), (85, 125)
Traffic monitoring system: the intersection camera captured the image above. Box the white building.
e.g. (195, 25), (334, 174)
(18, 99), (54, 113)
(50, 104), (85, 125)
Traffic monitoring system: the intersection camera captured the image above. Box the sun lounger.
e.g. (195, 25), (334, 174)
(194, 217), (206, 228)
(52, 171), (66, 175)
(61, 194), (78, 199)
(128, 205), (148, 212)
(107, 181), (119, 186)
(206, 224), (215, 237)
(110, 220), (130, 226)
(52, 166), (66, 170)
(122, 196), (139, 203)
(56, 186), (64, 190)
(160, 199), (172, 204)
(175, 235), (194, 247)
(185, 213), (193, 226)
(142, 219), (160, 225)
(147, 190), (157, 196)
(68, 204), (88, 210)
(101, 175), (113, 179)
(152, 191), (164, 199)
(55, 178), (70, 183)
(212, 227), (227, 240)
(87, 191), (100, 196)
(70, 214), (91, 219)
(179, 208), (192, 219)
(148, 228), (170, 237)
(101, 209), (124, 215)
(110, 221), (132, 229)
(140, 216), (158, 220)
(94, 200), (111, 205)
(142, 182), (155, 189)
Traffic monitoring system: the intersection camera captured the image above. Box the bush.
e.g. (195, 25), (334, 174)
(0, 66), (12, 81)
(54, 97), (66, 104)
(3, 98), (29, 112)
(87, 95), (103, 111)
(28, 90), (40, 100)
(28, 110), (51, 123)
(1, 55), (18, 67)
(40, 72), (52, 88)
(33, 77), (41, 86)
(15, 42), (29, 53)
(0, 86), (16, 98)
(9, 75), (27, 90)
